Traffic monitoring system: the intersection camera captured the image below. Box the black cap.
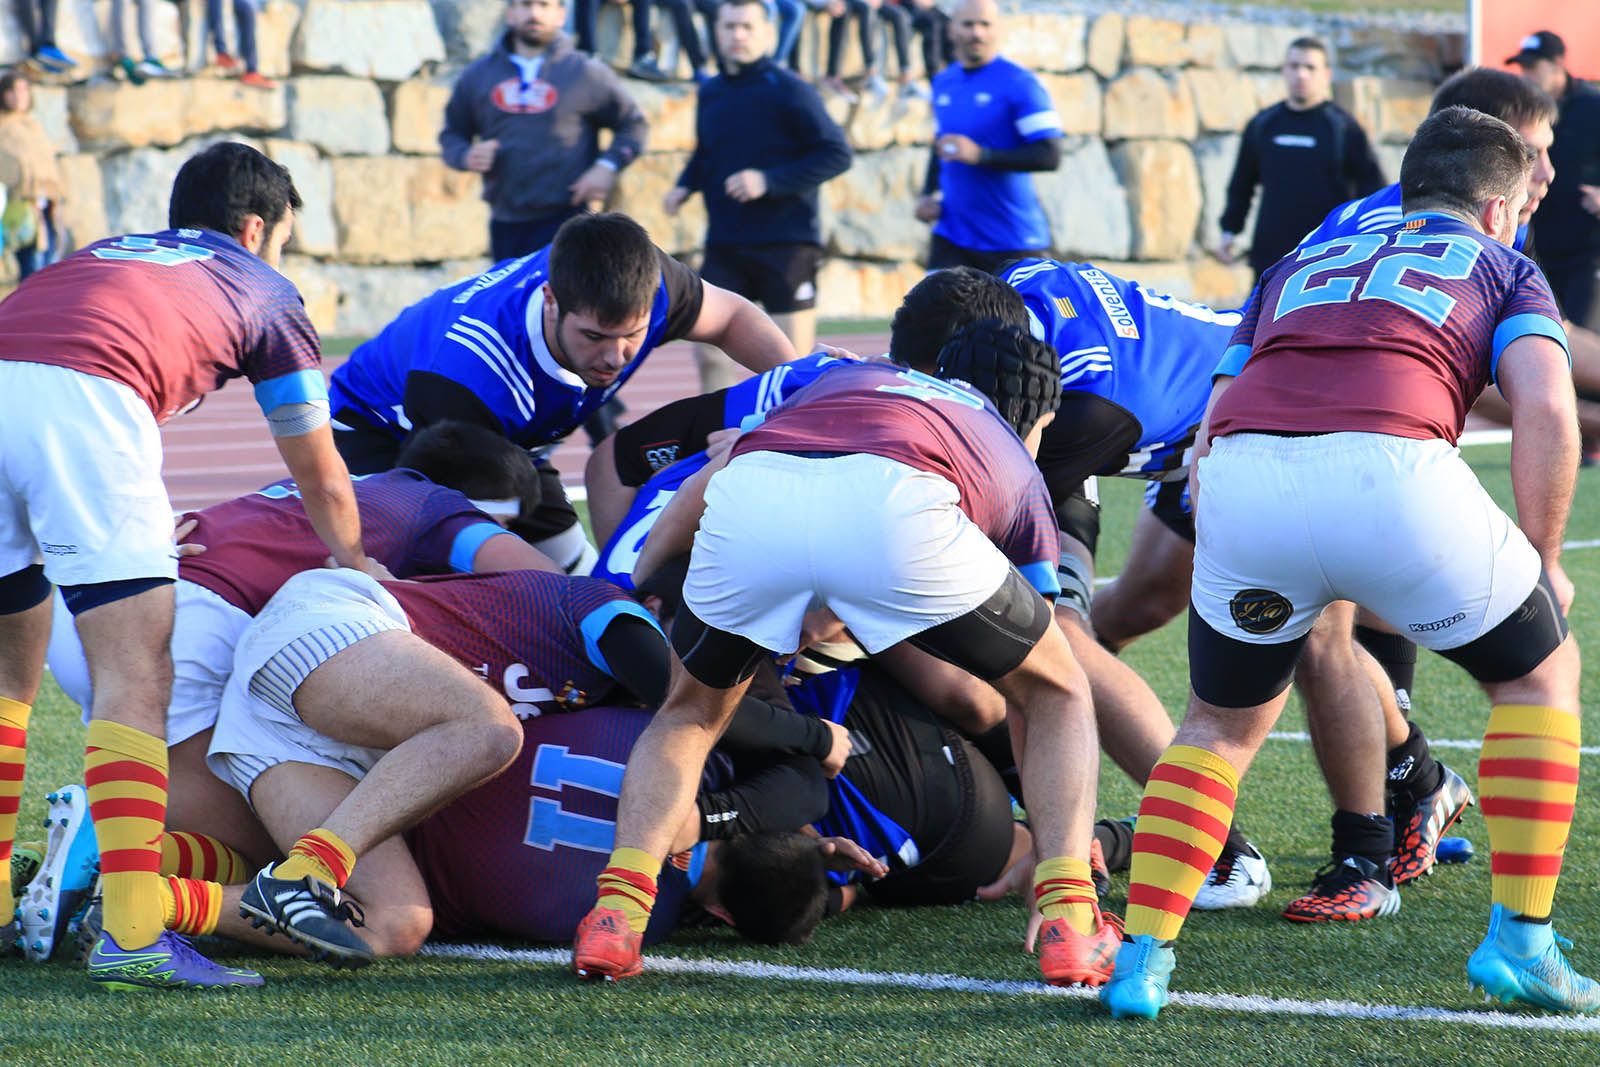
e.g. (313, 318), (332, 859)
(1507, 31), (1565, 66)
(934, 320), (1062, 438)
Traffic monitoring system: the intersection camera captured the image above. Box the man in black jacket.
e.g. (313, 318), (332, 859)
(1218, 36), (1385, 280)
(665, 0), (852, 389)
(1514, 31), (1600, 331)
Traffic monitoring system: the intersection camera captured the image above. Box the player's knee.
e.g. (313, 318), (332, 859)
(476, 710), (525, 774)
(367, 902), (433, 958)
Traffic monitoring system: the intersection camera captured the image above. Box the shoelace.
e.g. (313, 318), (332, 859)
(1308, 858), (1377, 892)
(303, 878), (367, 930)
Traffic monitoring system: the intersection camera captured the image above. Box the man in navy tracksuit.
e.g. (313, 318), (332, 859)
(665, 0), (852, 388)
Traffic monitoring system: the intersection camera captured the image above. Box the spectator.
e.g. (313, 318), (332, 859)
(913, 0), (1061, 273)
(906, 0), (948, 93)
(1512, 31), (1600, 331)
(198, 0), (275, 89)
(0, 69), (66, 281)
(821, 0), (911, 100)
(12, 1), (72, 74)
(626, 0), (714, 83)
(1218, 36), (1384, 279)
(107, 0), (172, 84)
(666, 0), (851, 386)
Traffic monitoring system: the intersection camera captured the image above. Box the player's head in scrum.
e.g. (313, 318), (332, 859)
(1400, 106), (1535, 246)
(542, 213), (663, 388)
(889, 267), (1029, 373)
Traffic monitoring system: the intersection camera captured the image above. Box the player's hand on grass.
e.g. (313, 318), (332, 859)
(819, 719), (853, 777)
(173, 516), (206, 557)
(914, 194), (942, 223)
(817, 836), (888, 879)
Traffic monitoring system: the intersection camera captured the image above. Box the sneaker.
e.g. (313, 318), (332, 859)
(1468, 904), (1600, 1012)
(1282, 855), (1400, 923)
(1100, 934), (1176, 1020)
(238, 865), (374, 968)
(73, 878), (102, 964)
(11, 845), (42, 900)
(1192, 841), (1271, 910)
(19, 786), (99, 962)
(572, 906), (644, 981)
(214, 51), (240, 73)
(116, 56), (145, 86)
(820, 76), (858, 104)
(239, 71), (279, 90)
(900, 81), (931, 101)
(32, 45), (74, 73)
(135, 58), (170, 79)
(863, 74), (890, 99)
(626, 56), (671, 82)
(1038, 907), (1122, 988)
(1390, 764), (1474, 885)
(1089, 838), (1111, 899)
(87, 928), (263, 991)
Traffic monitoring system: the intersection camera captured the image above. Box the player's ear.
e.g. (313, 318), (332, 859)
(236, 213), (267, 256)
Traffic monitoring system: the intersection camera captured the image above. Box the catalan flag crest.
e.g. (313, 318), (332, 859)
(1053, 295), (1077, 319)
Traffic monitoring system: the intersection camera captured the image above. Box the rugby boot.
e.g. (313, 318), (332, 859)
(239, 865), (374, 968)
(1037, 906), (1122, 988)
(1282, 855), (1400, 923)
(10, 845), (42, 900)
(19, 786), (99, 961)
(1390, 764), (1474, 885)
(1089, 837), (1111, 899)
(1100, 935), (1175, 1020)
(572, 906), (644, 981)
(1467, 905), (1600, 1012)
(86, 929), (263, 991)
(1192, 840), (1271, 910)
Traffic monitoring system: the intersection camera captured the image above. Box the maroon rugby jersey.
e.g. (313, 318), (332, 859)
(0, 228), (321, 423)
(179, 470), (500, 614)
(1212, 214), (1567, 444)
(730, 361), (1059, 583)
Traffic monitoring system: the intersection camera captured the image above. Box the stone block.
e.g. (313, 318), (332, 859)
(816, 257), (924, 318)
(101, 135), (260, 235)
(292, 0), (446, 82)
(1103, 69), (1196, 142)
(1096, 258), (1252, 311)
(256, 1), (302, 79)
(278, 253), (342, 334)
(821, 146), (925, 262)
(431, 0), (505, 63)
(1041, 73), (1101, 137)
(1003, 13), (1086, 74)
(55, 152), (105, 246)
(70, 78), (285, 150)
(628, 80), (700, 155)
(320, 257), (492, 336)
(1225, 22), (1312, 70)
(1036, 136), (1131, 262)
(331, 156), (487, 264)
(1193, 133), (1246, 252)
(1123, 16), (1187, 69)
(32, 85), (77, 154)
(288, 76), (390, 155)
(1183, 68), (1259, 134)
(1112, 139), (1201, 261)
(1251, 72), (1284, 110)
(185, 76), (291, 136)
(608, 150), (705, 256)
(1185, 23), (1227, 69)
(392, 78), (453, 155)
(839, 92), (932, 153)
(264, 139), (338, 257)
(1086, 12), (1122, 80)
(1335, 76), (1432, 144)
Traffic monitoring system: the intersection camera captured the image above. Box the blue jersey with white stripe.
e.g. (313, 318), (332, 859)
(1003, 258), (1242, 479)
(1299, 183), (1529, 255)
(931, 57), (1061, 252)
(722, 352), (848, 430)
(327, 249), (672, 447)
(593, 452), (713, 589)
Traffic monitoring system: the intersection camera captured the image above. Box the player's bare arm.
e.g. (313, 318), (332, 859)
(1497, 334), (1580, 608)
(683, 282), (798, 373)
(631, 445), (736, 585)
(272, 424), (381, 577)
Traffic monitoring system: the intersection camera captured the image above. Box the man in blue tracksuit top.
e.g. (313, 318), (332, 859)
(913, 0), (1062, 274)
(327, 212), (798, 573)
(666, 0), (851, 388)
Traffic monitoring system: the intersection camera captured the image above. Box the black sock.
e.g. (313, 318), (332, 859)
(1355, 625), (1419, 711)
(1224, 822), (1251, 857)
(1094, 818), (1134, 873)
(1513, 913), (1553, 925)
(1330, 809), (1394, 875)
(1386, 721), (1445, 811)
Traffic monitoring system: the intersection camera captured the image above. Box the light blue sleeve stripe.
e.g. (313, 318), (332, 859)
(580, 599), (664, 676)
(1490, 313), (1569, 383)
(254, 369), (329, 416)
(1019, 560), (1060, 600)
(1213, 343), (1252, 379)
(449, 522), (508, 573)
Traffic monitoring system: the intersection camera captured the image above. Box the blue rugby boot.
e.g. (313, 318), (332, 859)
(19, 786), (99, 961)
(1099, 934), (1175, 1020)
(1467, 904), (1600, 1012)
(87, 929), (264, 991)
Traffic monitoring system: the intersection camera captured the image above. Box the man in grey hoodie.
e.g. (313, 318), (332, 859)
(441, 0), (651, 263)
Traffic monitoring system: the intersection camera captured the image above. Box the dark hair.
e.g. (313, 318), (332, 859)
(0, 69), (28, 113)
(395, 421), (542, 509)
(1429, 67), (1558, 133)
(547, 213), (661, 325)
(890, 267), (1029, 373)
(1286, 36), (1329, 60)
(717, 832), (829, 945)
(1400, 106), (1534, 219)
(168, 142), (302, 235)
(716, 0), (769, 17)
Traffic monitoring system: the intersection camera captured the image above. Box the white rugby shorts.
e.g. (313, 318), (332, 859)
(1191, 432), (1541, 650)
(683, 451), (1011, 654)
(207, 569), (408, 803)
(0, 361), (177, 587)
(47, 580), (251, 745)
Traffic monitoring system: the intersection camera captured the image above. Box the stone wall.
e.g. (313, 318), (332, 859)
(2, 0), (1464, 332)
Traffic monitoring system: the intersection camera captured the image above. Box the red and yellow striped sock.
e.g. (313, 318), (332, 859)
(160, 831), (251, 884)
(1033, 856), (1098, 936)
(272, 827), (356, 888)
(1480, 704), (1581, 919)
(84, 720), (169, 950)
(157, 876), (223, 936)
(595, 847), (660, 934)
(1125, 744), (1240, 942)
(0, 697), (29, 903)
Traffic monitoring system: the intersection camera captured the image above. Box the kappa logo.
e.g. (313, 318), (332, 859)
(491, 77), (558, 114)
(1077, 268), (1139, 339)
(1229, 588), (1292, 635)
(1409, 611), (1467, 634)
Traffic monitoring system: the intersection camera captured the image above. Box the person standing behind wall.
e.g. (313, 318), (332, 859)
(914, 0), (1063, 275)
(666, 0), (851, 390)
(1218, 36), (1385, 280)
(0, 70), (65, 281)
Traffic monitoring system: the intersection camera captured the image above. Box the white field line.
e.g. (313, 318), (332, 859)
(418, 943), (1600, 1034)
(1266, 730), (1600, 757)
